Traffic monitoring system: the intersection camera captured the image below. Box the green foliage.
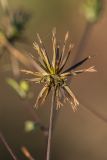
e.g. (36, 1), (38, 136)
(20, 80), (30, 92)
(6, 78), (30, 98)
(82, 0), (101, 22)
(24, 120), (41, 133)
(24, 121), (36, 132)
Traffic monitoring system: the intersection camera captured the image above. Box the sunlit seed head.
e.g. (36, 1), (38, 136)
(21, 29), (96, 111)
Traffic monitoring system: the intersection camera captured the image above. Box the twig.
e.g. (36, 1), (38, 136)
(46, 89), (55, 160)
(8, 42), (45, 72)
(0, 37), (45, 73)
(0, 132), (18, 160)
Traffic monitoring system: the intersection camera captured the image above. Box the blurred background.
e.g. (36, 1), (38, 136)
(0, 0), (107, 160)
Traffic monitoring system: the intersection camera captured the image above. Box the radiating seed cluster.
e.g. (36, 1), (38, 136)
(21, 28), (96, 111)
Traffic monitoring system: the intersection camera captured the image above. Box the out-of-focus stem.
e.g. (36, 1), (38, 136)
(0, 132), (18, 160)
(5, 41), (42, 71)
(0, 35), (45, 73)
(10, 54), (20, 77)
(0, 36), (48, 135)
(46, 89), (55, 160)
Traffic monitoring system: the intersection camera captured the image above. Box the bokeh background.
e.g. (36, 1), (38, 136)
(0, 0), (107, 160)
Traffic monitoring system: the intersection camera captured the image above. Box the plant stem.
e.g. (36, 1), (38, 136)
(46, 88), (55, 160)
(0, 132), (18, 160)
(4, 41), (45, 73)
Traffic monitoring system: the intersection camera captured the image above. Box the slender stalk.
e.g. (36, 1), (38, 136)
(5, 41), (35, 68)
(46, 88), (55, 160)
(0, 132), (18, 160)
(52, 109), (59, 132)
(0, 38), (45, 73)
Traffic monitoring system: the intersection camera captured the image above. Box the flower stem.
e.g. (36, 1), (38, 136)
(0, 132), (18, 160)
(46, 88), (55, 160)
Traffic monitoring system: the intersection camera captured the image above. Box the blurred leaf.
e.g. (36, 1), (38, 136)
(25, 120), (38, 132)
(19, 80), (30, 92)
(6, 78), (30, 98)
(82, 0), (102, 22)
(24, 120), (48, 134)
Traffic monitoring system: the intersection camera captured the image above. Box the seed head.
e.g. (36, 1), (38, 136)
(21, 29), (96, 111)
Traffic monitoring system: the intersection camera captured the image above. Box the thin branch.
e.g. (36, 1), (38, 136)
(0, 132), (18, 160)
(46, 88), (55, 160)
(0, 37), (46, 73)
(5, 41), (45, 72)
